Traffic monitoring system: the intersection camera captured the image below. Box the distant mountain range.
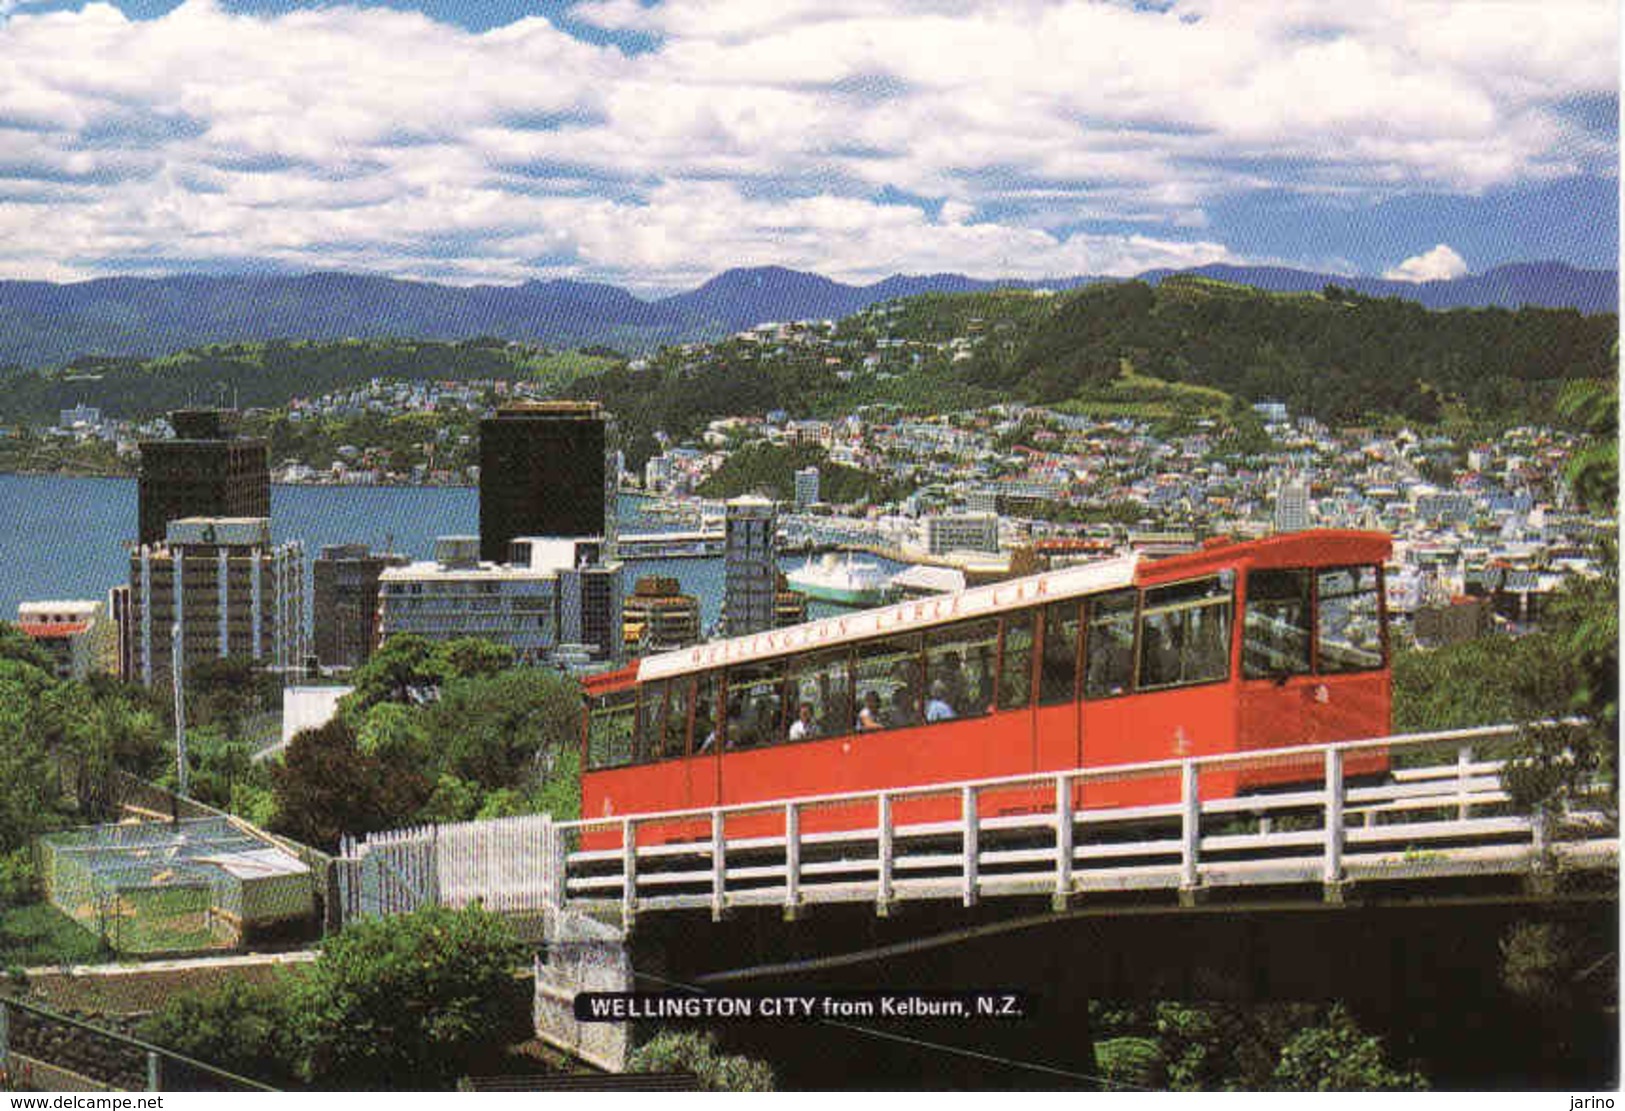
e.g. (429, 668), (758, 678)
(0, 261), (1612, 369)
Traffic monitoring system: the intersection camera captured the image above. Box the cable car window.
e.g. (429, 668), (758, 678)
(693, 671), (720, 753)
(997, 610), (1035, 711)
(1244, 569), (1312, 679)
(854, 635), (923, 731)
(788, 648), (852, 742)
(662, 677), (691, 759)
(925, 618), (998, 721)
(635, 679), (666, 763)
(1317, 566), (1384, 673)
(1083, 589), (1137, 699)
(1039, 601), (1084, 706)
(586, 689), (636, 770)
(1137, 575), (1233, 691)
(725, 661), (787, 750)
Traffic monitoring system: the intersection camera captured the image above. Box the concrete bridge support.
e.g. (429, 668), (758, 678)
(536, 885), (1616, 1089)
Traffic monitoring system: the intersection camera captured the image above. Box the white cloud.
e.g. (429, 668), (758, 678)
(0, 0), (1611, 287)
(1383, 244), (1470, 283)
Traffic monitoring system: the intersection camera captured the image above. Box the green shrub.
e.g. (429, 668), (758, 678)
(138, 976), (306, 1089)
(629, 1030), (775, 1092)
(1095, 1036), (1167, 1090)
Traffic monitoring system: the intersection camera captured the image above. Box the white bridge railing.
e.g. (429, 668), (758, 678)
(556, 724), (1617, 922)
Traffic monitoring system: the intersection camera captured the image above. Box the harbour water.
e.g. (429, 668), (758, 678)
(0, 474), (896, 631)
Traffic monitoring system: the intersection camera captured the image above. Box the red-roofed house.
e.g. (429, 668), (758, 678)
(15, 600), (116, 681)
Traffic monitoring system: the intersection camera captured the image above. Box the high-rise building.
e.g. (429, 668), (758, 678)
(723, 495), (777, 637)
(794, 466), (821, 509)
(478, 402), (616, 564)
(1274, 476), (1311, 533)
(108, 585), (133, 681)
(558, 561), (623, 663)
(137, 410), (270, 547)
(129, 518), (305, 692)
(312, 544), (408, 670)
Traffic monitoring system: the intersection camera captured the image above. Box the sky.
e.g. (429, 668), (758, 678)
(0, 0), (1616, 292)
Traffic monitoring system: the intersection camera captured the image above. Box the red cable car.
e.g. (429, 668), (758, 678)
(580, 531), (1391, 841)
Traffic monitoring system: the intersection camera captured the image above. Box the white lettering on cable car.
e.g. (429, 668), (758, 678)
(637, 554), (1139, 683)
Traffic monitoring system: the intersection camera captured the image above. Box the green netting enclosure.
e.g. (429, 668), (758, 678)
(38, 818), (314, 955)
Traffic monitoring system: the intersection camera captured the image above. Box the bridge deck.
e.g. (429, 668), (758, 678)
(554, 724), (1617, 924)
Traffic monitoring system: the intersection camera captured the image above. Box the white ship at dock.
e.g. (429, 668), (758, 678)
(785, 552), (898, 607)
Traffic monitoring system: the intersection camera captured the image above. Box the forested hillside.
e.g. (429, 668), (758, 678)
(957, 278), (1616, 422)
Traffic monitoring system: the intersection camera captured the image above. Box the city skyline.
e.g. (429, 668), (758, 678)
(0, 0), (1614, 291)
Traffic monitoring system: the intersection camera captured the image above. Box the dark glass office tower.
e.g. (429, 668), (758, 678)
(137, 409), (270, 547)
(479, 402), (616, 563)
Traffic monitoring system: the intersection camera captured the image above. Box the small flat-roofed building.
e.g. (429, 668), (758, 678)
(15, 599), (116, 681)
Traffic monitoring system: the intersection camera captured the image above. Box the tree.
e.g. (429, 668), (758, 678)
(183, 724), (255, 811)
(425, 668), (581, 794)
(355, 701), (432, 765)
(1270, 1005), (1428, 1091)
(0, 622), (56, 674)
(1557, 376), (1617, 514)
(270, 718), (431, 851)
(439, 637), (515, 679)
(186, 656), (277, 739)
(0, 683), (54, 855)
(343, 634), (449, 715)
(297, 905), (532, 1089)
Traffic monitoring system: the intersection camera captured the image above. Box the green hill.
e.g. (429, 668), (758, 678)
(956, 277), (1615, 423)
(0, 339), (618, 423)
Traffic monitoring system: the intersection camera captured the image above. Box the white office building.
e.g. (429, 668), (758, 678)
(377, 535), (622, 664)
(129, 518), (306, 692)
(922, 513), (1001, 557)
(794, 466), (821, 509)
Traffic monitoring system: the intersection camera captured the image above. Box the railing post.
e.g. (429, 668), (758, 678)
(1053, 773), (1073, 911)
(1531, 807), (1550, 860)
(711, 810), (726, 921)
(548, 821), (568, 911)
(0, 999), (10, 1080)
(146, 1050), (162, 1092)
(784, 802), (801, 920)
(1323, 746), (1345, 902)
(621, 818), (637, 925)
(1179, 760), (1202, 903)
(876, 792), (894, 916)
(962, 785), (979, 907)
(1456, 744), (1473, 821)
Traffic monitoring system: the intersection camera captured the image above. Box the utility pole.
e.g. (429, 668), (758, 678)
(172, 621), (188, 798)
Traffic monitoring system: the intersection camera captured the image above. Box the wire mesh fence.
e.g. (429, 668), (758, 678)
(38, 817), (313, 955)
